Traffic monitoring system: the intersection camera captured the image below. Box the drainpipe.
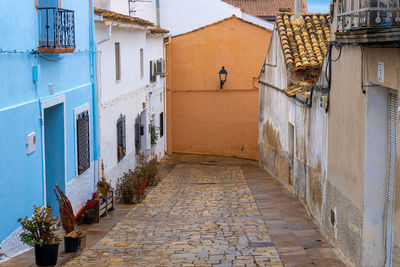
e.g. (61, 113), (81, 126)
(89, 0), (99, 189)
(95, 20), (112, 184)
(155, 0), (160, 27)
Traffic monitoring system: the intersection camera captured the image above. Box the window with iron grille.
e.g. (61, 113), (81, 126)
(76, 110), (90, 175)
(160, 112), (164, 137)
(117, 114), (126, 162)
(135, 115), (141, 153)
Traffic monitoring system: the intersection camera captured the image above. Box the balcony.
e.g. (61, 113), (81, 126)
(37, 8), (75, 54)
(336, 0), (400, 44)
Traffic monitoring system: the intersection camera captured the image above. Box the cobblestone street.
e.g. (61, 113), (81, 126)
(64, 155), (345, 267)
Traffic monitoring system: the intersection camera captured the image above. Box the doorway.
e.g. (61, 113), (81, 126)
(43, 100), (65, 216)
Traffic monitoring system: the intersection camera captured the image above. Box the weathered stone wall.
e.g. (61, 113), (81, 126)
(259, 31), (365, 266)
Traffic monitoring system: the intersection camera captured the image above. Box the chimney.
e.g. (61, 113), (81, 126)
(94, 0), (110, 10)
(294, 0), (300, 17)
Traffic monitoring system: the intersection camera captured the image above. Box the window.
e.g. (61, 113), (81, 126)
(115, 42), (121, 82)
(117, 114), (126, 161)
(135, 115), (141, 153)
(140, 48), (144, 79)
(76, 110), (90, 175)
(159, 112), (164, 137)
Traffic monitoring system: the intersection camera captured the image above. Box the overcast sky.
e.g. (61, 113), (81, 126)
(307, 0), (330, 13)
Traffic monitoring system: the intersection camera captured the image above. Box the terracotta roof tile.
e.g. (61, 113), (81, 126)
(94, 8), (155, 27)
(222, 0), (307, 19)
(150, 27), (170, 34)
(276, 12), (330, 71)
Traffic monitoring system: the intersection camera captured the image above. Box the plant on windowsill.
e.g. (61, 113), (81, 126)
(117, 145), (126, 161)
(18, 206), (61, 267)
(150, 124), (159, 146)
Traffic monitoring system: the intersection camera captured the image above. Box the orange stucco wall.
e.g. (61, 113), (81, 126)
(166, 16), (271, 160)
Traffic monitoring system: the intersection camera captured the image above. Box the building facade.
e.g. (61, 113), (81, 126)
(167, 16), (272, 160)
(330, 1), (400, 265)
(259, 3), (400, 266)
(94, 5), (168, 187)
(0, 0), (97, 261)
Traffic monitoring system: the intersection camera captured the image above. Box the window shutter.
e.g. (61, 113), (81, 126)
(135, 115), (141, 153)
(149, 60), (153, 81)
(76, 110), (90, 175)
(160, 112), (164, 137)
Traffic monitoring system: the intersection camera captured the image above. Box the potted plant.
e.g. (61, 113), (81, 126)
(132, 171), (147, 203)
(85, 208), (95, 224)
(54, 184), (81, 253)
(116, 171), (135, 204)
(18, 206), (61, 267)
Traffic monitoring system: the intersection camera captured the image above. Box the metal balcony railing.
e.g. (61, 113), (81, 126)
(337, 0), (400, 31)
(37, 7), (75, 53)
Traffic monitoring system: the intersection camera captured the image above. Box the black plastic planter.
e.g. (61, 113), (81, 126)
(64, 236), (79, 252)
(34, 244), (59, 266)
(85, 216), (93, 224)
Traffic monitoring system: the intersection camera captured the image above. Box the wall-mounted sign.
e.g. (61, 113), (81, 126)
(377, 62), (384, 83)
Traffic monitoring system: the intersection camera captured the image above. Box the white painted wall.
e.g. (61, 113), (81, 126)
(96, 0), (157, 23)
(146, 35), (166, 157)
(160, 0), (240, 35)
(95, 20), (166, 188)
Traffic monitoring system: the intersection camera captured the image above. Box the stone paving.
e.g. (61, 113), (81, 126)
(64, 157), (283, 267)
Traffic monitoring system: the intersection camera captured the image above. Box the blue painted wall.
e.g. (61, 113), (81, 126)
(0, 0), (96, 242)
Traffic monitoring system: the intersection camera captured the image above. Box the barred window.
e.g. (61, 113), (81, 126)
(135, 115), (141, 153)
(159, 112), (164, 137)
(76, 110), (90, 175)
(117, 114), (126, 162)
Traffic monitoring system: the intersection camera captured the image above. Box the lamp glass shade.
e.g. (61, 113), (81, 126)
(219, 66), (228, 83)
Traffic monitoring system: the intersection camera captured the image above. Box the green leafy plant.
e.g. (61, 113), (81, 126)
(85, 208), (95, 219)
(150, 124), (159, 146)
(116, 169), (147, 204)
(135, 153), (160, 186)
(17, 206), (61, 247)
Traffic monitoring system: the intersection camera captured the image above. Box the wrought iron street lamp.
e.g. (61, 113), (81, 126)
(219, 66), (228, 89)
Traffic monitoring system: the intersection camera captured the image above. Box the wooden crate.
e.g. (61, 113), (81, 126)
(95, 190), (114, 222)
